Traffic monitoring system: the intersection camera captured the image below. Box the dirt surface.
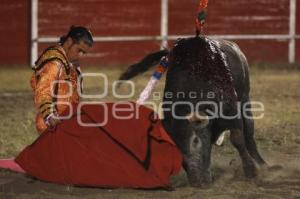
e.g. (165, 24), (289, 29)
(1, 149), (300, 199)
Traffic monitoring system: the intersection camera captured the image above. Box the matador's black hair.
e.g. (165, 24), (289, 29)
(59, 26), (93, 47)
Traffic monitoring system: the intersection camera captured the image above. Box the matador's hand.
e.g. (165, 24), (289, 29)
(45, 114), (61, 130)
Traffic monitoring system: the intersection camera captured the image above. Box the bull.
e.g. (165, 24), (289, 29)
(118, 36), (266, 187)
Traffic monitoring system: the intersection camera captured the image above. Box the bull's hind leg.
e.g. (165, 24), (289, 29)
(242, 99), (266, 165)
(229, 120), (257, 178)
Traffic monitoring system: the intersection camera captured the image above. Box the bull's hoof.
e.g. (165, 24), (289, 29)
(244, 164), (258, 178)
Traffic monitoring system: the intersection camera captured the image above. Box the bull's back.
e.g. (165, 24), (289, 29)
(218, 39), (250, 98)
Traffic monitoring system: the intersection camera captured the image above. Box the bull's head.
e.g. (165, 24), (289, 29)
(171, 111), (213, 187)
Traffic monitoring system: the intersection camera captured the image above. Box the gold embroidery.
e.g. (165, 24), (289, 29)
(33, 45), (70, 77)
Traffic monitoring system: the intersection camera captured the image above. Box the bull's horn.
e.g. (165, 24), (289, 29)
(186, 111), (209, 128)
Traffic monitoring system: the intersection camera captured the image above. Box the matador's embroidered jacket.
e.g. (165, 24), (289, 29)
(30, 45), (81, 133)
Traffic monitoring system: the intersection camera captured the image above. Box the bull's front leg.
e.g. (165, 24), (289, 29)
(229, 120), (257, 178)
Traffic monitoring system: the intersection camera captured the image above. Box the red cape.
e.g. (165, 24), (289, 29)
(15, 102), (182, 188)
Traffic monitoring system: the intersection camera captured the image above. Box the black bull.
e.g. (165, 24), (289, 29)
(119, 36), (266, 186)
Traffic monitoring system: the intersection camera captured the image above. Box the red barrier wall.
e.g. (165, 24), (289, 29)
(0, 0), (299, 66)
(0, 0), (30, 65)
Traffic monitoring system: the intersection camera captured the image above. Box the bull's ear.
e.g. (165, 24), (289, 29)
(185, 111), (209, 128)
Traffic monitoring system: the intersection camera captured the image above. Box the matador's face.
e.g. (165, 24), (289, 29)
(65, 38), (91, 63)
